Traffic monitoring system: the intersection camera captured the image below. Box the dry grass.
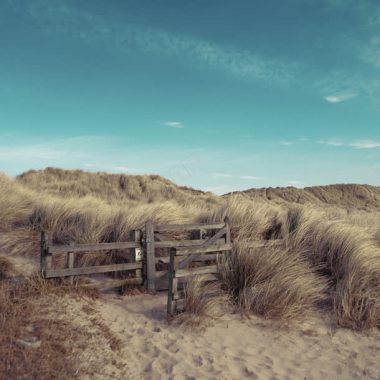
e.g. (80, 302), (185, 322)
(219, 241), (329, 323)
(17, 167), (220, 205)
(172, 276), (228, 329)
(284, 205), (380, 329)
(1, 168), (380, 331)
(0, 256), (14, 280)
(0, 277), (76, 379)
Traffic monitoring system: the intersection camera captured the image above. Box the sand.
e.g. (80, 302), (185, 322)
(88, 292), (380, 380)
(2, 253), (379, 379)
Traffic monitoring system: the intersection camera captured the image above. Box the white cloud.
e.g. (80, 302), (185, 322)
(350, 140), (380, 149)
(110, 166), (140, 172)
(288, 180), (303, 187)
(214, 173), (233, 178)
(164, 121), (184, 129)
(204, 185), (228, 194)
(281, 141), (293, 146)
(324, 92), (358, 103)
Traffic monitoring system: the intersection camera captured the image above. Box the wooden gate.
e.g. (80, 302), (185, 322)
(144, 217), (231, 291)
(167, 243), (232, 319)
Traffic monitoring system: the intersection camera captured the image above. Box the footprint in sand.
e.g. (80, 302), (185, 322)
(192, 354), (203, 367)
(166, 341), (180, 354)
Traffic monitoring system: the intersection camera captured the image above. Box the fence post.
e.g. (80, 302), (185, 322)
(67, 242), (75, 285)
(224, 216), (231, 245)
(134, 229), (142, 279)
(167, 247), (177, 320)
(145, 220), (156, 291)
(40, 231), (46, 275)
(45, 232), (52, 273)
(40, 231), (52, 276)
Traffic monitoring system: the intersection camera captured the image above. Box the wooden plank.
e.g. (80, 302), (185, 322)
(155, 239), (203, 248)
(154, 238), (226, 248)
(49, 241), (140, 255)
(40, 231), (46, 273)
(67, 245), (75, 285)
(156, 253), (219, 264)
(154, 232), (172, 242)
(145, 220), (156, 291)
(202, 227), (227, 246)
(155, 222), (225, 232)
(176, 227), (226, 269)
(191, 253), (220, 262)
(134, 230), (142, 279)
(45, 232), (52, 273)
(45, 262), (143, 278)
(224, 216), (231, 245)
(171, 277), (178, 315)
(176, 243), (232, 256)
(167, 248), (176, 319)
(175, 265), (218, 278)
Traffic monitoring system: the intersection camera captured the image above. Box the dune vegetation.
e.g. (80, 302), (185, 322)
(0, 167), (380, 332)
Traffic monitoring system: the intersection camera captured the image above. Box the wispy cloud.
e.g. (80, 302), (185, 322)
(163, 121), (184, 129)
(324, 92), (358, 103)
(319, 138), (380, 149)
(214, 173), (233, 178)
(13, 0), (297, 85)
(318, 139), (345, 147)
(280, 140), (293, 146)
(350, 140), (380, 149)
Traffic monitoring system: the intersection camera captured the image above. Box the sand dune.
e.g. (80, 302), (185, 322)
(80, 292), (379, 380)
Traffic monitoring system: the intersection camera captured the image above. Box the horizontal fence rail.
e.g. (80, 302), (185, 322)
(40, 230), (143, 289)
(154, 222), (226, 232)
(44, 262), (143, 278)
(145, 218), (231, 292)
(48, 241), (141, 255)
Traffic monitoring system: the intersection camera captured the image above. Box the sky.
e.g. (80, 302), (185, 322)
(1, 0), (380, 194)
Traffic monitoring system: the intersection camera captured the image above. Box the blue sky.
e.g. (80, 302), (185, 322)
(1, 0), (380, 194)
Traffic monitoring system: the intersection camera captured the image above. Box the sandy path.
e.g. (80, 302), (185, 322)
(94, 293), (380, 380)
(1, 252), (378, 379)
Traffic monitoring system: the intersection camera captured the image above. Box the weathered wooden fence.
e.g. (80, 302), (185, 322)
(40, 217), (284, 305)
(144, 217), (231, 291)
(40, 230), (143, 289)
(166, 243), (232, 319)
(40, 218), (231, 291)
